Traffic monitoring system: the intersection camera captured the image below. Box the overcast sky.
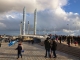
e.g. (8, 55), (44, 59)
(0, 0), (80, 36)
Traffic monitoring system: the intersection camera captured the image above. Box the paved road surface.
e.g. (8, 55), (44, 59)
(0, 42), (79, 60)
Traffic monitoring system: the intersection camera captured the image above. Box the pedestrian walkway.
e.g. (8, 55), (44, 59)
(0, 42), (79, 60)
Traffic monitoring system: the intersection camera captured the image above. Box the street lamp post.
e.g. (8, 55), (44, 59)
(54, 27), (55, 35)
(76, 22), (79, 36)
(27, 21), (29, 35)
(73, 22), (79, 36)
(67, 24), (70, 36)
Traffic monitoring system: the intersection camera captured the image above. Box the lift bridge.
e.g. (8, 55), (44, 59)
(0, 35), (48, 43)
(19, 35), (48, 43)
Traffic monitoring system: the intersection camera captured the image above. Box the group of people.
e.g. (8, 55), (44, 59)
(44, 37), (57, 58)
(15, 37), (57, 59)
(49, 34), (79, 47)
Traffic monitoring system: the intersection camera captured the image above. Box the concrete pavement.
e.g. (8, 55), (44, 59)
(0, 42), (79, 60)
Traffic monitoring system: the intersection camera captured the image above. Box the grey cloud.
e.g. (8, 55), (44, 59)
(0, 0), (68, 13)
(0, 0), (80, 36)
(0, 0), (36, 13)
(0, 10), (80, 35)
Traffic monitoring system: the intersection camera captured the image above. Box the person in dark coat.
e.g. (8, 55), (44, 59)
(67, 36), (71, 47)
(32, 40), (34, 44)
(15, 44), (22, 59)
(0, 42), (1, 47)
(58, 36), (62, 43)
(0, 40), (2, 47)
(51, 40), (57, 58)
(44, 37), (51, 58)
(71, 36), (73, 44)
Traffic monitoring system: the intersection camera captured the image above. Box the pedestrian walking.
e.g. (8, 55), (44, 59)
(58, 36), (62, 43)
(51, 40), (57, 58)
(67, 36), (71, 47)
(15, 44), (22, 59)
(0, 42), (1, 47)
(44, 37), (51, 58)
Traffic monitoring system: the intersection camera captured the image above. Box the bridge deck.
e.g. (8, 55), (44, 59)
(0, 42), (79, 60)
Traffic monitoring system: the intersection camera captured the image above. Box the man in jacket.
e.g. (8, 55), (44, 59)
(44, 37), (51, 58)
(51, 40), (57, 58)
